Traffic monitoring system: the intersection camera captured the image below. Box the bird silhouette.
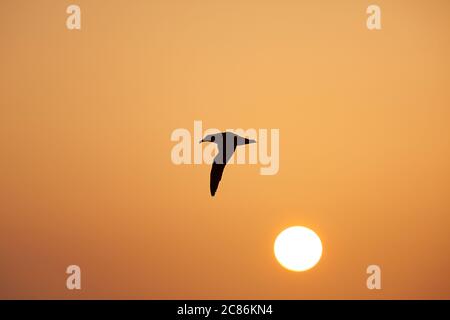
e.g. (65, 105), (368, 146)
(200, 132), (256, 196)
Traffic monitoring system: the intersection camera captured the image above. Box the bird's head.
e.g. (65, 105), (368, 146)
(199, 134), (217, 144)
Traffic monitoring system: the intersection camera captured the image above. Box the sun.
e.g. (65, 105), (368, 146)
(274, 226), (323, 272)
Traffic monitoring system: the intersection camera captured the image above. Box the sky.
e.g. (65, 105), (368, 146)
(0, 0), (450, 299)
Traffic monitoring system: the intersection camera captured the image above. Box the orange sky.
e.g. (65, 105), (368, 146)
(1, 0), (450, 299)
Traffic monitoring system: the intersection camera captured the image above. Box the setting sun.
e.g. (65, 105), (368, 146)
(274, 226), (323, 272)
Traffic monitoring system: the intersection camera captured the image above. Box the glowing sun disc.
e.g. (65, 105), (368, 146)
(274, 226), (323, 272)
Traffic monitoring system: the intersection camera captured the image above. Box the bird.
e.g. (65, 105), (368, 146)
(199, 132), (256, 196)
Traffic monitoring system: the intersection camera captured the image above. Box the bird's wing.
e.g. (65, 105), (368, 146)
(210, 161), (226, 196)
(233, 134), (256, 146)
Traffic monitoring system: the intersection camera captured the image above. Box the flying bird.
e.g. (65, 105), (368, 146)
(200, 132), (256, 196)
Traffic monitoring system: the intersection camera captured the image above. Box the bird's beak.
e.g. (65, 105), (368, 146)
(199, 139), (205, 143)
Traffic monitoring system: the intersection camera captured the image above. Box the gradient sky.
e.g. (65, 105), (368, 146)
(1, 0), (450, 299)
